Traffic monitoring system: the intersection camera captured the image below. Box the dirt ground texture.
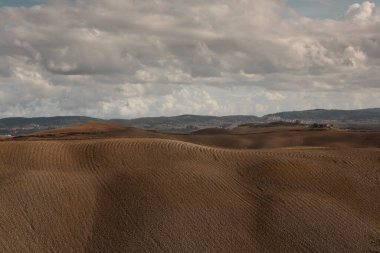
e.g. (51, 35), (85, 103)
(0, 122), (379, 252)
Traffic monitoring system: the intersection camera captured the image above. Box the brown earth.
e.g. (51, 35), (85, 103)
(0, 135), (11, 140)
(14, 121), (380, 149)
(0, 122), (379, 252)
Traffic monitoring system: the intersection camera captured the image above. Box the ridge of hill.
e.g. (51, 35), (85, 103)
(0, 108), (379, 135)
(263, 108), (380, 120)
(112, 114), (261, 132)
(263, 108), (380, 121)
(14, 121), (169, 141)
(0, 138), (379, 252)
(1, 121), (379, 252)
(263, 108), (380, 130)
(9, 121), (380, 150)
(0, 116), (100, 135)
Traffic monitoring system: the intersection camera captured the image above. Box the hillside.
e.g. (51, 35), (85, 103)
(13, 122), (380, 149)
(111, 114), (261, 132)
(1, 108), (379, 135)
(263, 108), (380, 121)
(0, 137), (379, 252)
(0, 116), (99, 135)
(263, 109), (380, 130)
(18, 121), (169, 140)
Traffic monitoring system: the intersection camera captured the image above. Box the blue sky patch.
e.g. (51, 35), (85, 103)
(287, 0), (380, 19)
(1, 0), (379, 20)
(0, 0), (46, 7)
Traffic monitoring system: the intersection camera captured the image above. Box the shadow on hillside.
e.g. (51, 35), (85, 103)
(84, 171), (163, 252)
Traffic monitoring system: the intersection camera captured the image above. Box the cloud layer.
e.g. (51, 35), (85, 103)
(0, 0), (379, 117)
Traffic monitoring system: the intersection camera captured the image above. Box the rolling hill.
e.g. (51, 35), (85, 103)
(12, 121), (380, 149)
(0, 108), (379, 135)
(263, 108), (380, 121)
(0, 124), (379, 252)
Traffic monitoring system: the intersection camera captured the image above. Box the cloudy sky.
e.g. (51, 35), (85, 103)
(0, 0), (379, 118)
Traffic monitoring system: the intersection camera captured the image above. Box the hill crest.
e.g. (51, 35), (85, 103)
(1, 108), (379, 135)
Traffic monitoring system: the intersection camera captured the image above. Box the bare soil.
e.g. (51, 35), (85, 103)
(0, 122), (379, 252)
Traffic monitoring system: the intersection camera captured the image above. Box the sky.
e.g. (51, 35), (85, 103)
(288, 0), (380, 18)
(0, 0), (379, 118)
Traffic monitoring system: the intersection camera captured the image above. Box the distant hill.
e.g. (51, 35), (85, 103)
(111, 115), (261, 132)
(263, 108), (380, 121)
(0, 108), (379, 135)
(263, 108), (380, 130)
(0, 115), (261, 135)
(0, 116), (100, 135)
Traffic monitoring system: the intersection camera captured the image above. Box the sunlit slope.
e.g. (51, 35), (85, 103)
(0, 138), (379, 252)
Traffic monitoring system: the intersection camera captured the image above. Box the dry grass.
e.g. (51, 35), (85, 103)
(0, 122), (379, 252)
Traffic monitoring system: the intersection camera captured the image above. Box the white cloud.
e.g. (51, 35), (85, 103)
(264, 91), (286, 101)
(0, 0), (379, 117)
(345, 1), (376, 22)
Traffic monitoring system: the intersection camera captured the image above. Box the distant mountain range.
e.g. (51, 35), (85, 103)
(0, 108), (379, 135)
(263, 108), (380, 121)
(112, 115), (261, 132)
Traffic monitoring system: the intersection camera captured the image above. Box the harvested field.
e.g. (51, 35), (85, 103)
(0, 123), (379, 252)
